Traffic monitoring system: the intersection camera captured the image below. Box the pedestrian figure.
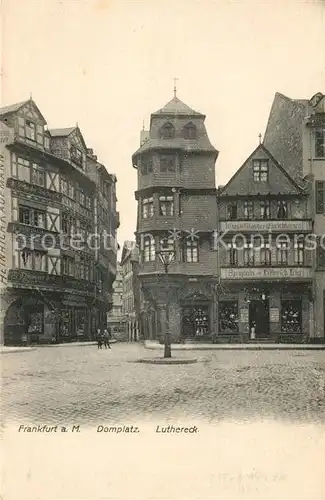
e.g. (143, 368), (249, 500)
(21, 333), (28, 347)
(97, 328), (103, 349)
(103, 328), (111, 349)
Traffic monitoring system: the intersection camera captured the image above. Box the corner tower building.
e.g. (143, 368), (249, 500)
(132, 95), (218, 342)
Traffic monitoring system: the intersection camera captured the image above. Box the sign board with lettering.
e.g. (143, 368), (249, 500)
(221, 267), (312, 280)
(270, 308), (280, 322)
(240, 308), (249, 323)
(220, 220), (311, 232)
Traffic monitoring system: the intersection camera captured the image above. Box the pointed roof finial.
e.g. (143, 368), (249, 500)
(29, 92), (33, 100)
(142, 119), (145, 131)
(76, 121), (79, 128)
(173, 77), (178, 98)
(258, 133), (262, 144)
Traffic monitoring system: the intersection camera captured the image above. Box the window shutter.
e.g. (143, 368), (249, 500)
(316, 181), (325, 213)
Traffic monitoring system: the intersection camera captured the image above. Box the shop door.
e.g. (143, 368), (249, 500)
(249, 300), (269, 337)
(182, 306), (209, 339)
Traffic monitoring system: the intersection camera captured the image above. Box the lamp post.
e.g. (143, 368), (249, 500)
(156, 236), (175, 358)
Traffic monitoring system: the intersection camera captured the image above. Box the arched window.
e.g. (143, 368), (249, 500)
(160, 122), (175, 139)
(184, 122), (197, 139)
(143, 235), (155, 262)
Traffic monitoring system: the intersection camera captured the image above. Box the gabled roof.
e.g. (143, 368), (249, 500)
(0, 100), (29, 116)
(152, 96), (203, 116)
(219, 143), (304, 197)
(49, 127), (76, 137)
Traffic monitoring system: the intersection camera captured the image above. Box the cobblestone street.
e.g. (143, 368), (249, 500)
(2, 343), (325, 426)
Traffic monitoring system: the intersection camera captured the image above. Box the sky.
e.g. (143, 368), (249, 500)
(2, 0), (325, 247)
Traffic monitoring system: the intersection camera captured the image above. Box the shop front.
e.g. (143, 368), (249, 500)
(217, 283), (311, 343)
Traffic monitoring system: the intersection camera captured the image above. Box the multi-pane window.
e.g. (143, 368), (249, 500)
(160, 155), (176, 173)
(68, 181), (75, 200)
(184, 239), (199, 263)
(260, 200), (270, 219)
(184, 123), (197, 139)
(159, 195), (174, 216)
(143, 236), (155, 262)
(19, 206), (45, 228)
(316, 181), (325, 213)
(261, 243), (271, 266)
(32, 163), (45, 187)
(20, 249), (46, 271)
(277, 241), (289, 265)
(70, 145), (83, 167)
(277, 200), (288, 219)
(17, 157), (31, 182)
(79, 188), (85, 206)
(26, 120), (36, 141)
(244, 243), (254, 266)
(78, 257), (89, 280)
(244, 200), (254, 220)
(44, 135), (50, 150)
(227, 202), (237, 220)
(141, 157), (153, 175)
(228, 243), (238, 265)
(142, 197), (153, 219)
(62, 256), (75, 276)
(315, 129), (325, 158)
(294, 241), (304, 266)
(160, 123), (175, 139)
(253, 159), (269, 182)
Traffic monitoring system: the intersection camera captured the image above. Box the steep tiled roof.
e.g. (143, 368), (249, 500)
(49, 127), (76, 137)
(0, 100), (29, 116)
(153, 96), (203, 116)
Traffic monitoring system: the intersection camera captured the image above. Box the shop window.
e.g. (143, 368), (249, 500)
(260, 200), (270, 219)
(244, 200), (254, 220)
(281, 300), (302, 333)
(142, 197), (153, 219)
(253, 159), (268, 182)
(227, 201), (237, 220)
(315, 129), (325, 158)
(159, 195), (174, 216)
(143, 236), (155, 262)
(277, 200), (288, 219)
(183, 239), (199, 263)
(219, 301), (238, 333)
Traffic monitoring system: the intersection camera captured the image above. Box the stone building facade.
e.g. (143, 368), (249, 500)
(264, 91), (325, 342)
(120, 241), (139, 341)
(0, 98), (119, 345)
(132, 95), (219, 342)
(106, 262), (125, 340)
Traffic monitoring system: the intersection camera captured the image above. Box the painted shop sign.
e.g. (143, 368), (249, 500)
(221, 267), (312, 280)
(269, 308), (280, 322)
(240, 308), (249, 323)
(220, 220), (311, 232)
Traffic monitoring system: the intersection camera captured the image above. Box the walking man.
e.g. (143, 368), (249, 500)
(103, 328), (111, 349)
(97, 328), (103, 349)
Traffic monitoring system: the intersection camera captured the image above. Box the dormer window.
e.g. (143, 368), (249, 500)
(160, 122), (175, 139)
(70, 145), (83, 168)
(184, 122), (197, 139)
(26, 120), (36, 141)
(253, 159), (268, 182)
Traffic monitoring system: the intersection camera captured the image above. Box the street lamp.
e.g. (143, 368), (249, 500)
(156, 236), (175, 358)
